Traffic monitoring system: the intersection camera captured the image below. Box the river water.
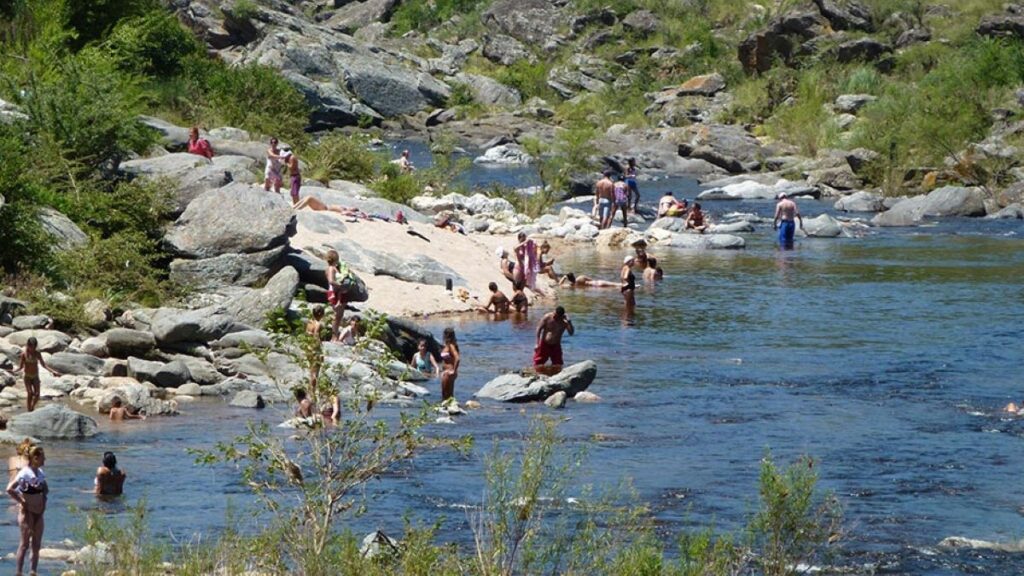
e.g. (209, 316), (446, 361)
(4, 157), (1024, 574)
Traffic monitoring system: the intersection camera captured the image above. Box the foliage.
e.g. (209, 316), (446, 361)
(763, 68), (837, 157)
(447, 82), (476, 108)
(64, 0), (156, 49)
(303, 132), (382, 184)
(372, 164), (424, 205)
(232, 0), (260, 22)
(107, 10), (201, 76)
(748, 453), (842, 576)
(48, 178), (175, 240)
(0, 121), (52, 274)
(390, 0), (489, 35)
(74, 500), (169, 576)
(56, 231), (170, 306)
(490, 60), (552, 101)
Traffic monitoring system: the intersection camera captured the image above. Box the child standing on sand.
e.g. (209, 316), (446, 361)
(12, 337), (58, 412)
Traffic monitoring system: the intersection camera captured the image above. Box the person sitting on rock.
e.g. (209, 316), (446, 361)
(95, 452), (126, 497)
(109, 397), (144, 421)
(497, 247), (516, 284)
(480, 282), (511, 313)
(685, 202), (709, 233)
(657, 192), (688, 218)
(337, 317), (359, 346)
(187, 126), (213, 159)
(538, 241), (559, 281)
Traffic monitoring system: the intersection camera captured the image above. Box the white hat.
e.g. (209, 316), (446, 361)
(623, 255), (635, 264)
(495, 247), (508, 258)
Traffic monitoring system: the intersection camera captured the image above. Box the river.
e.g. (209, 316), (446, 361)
(3, 153), (1024, 574)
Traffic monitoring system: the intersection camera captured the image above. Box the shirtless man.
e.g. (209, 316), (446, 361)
(773, 193), (804, 249)
(480, 282), (511, 313)
(109, 397), (145, 421)
(12, 337), (58, 412)
(685, 202), (708, 233)
(534, 306), (574, 368)
(593, 171), (616, 229)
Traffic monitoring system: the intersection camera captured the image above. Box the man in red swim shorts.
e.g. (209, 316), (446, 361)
(534, 306), (574, 367)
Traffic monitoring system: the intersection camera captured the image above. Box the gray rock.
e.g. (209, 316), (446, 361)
(223, 266), (300, 327)
(451, 73), (521, 107)
(987, 203), (1024, 219)
(483, 33), (532, 65)
(678, 124), (769, 173)
(126, 357), (162, 383)
(200, 378), (250, 396)
(287, 73), (384, 131)
(211, 330), (274, 350)
(834, 190), (884, 212)
(326, 0), (399, 33)
(37, 208), (87, 252)
(813, 0), (873, 31)
(165, 183), (295, 259)
(152, 360), (192, 388)
(834, 38), (891, 63)
(230, 390), (266, 409)
(872, 186), (988, 227)
(473, 144), (532, 165)
(697, 179), (817, 201)
(544, 390), (567, 409)
(806, 166), (862, 190)
(330, 239), (464, 288)
(481, 0), (562, 45)
(895, 27), (931, 48)
(845, 148), (880, 174)
(677, 73), (727, 96)
(799, 214), (843, 237)
(103, 328), (156, 358)
(138, 116), (190, 147)
(9, 404), (98, 438)
(170, 355), (222, 386)
(662, 232), (746, 250)
(475, 361), (597, 402)
(835, 94), (876, 113)
(98, 381), (178, 416)
(12, 315), (50, 330)
(46, 352), (105, 376)
(344, 59), (450, 117)
(7, 330), (71, 353)
(738, 9), (829, 74)
(0, 296), (26, 322)
(297, 186), (430, 223)
(978, 12), (1024, 39)
(709, 221), (756, 234)
(169, 246), (286, 290)
(149, 307), (245, 345)
(622, 9), (659, 35)
(82, 299), (110, 329)
(119, 153), (248, 214)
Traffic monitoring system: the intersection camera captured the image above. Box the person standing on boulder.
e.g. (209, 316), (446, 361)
(12, 337), (58, 412)
(264, 137), (284, 194)
(625, 158), (640, 212)
(773, 193), (804, 250)
(593, 171), (615, 229)
(282, 148), (302, 204)
(534, 306), (574, 369)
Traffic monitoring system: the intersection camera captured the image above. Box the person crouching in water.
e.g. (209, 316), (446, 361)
(95, 452), (126, 497)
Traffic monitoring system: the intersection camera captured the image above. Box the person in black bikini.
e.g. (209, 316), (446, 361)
(621, 255), (636, 308)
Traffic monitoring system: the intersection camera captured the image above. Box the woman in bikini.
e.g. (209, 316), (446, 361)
(621, 255), (637, 308)
(7, 445), (47, 576)
(625, 158), (640, 212)
(439, 328), (460, 403)
(325, 250), (347, 342)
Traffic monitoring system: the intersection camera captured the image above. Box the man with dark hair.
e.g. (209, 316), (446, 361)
(480, 281), (511, 313)
(534, 306), (575, 367)
(593, 171), (615, 229)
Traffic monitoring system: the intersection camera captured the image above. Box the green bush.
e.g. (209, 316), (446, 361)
(389, 0), (488, 34)
(491, 60), (552, 101)
(51, 178), (175, 239)
(371, 164), (422, 205)
(0, 122), (52, 274)
(107, 11), (201, 76)
(303, 132), (382, 184)
(64, 0), (157, 48)
(446, 82), (475, 108)
(764, 68), (838, 157)
(185, 59), (310, 145)
(57, 231), (170, 306)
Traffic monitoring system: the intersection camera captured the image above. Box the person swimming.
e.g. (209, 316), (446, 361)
(558, 273), (618, 288)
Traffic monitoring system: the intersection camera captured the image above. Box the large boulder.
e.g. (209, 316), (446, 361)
(872, 186), (987, 227)
(12, 315), (49, 330)
(169, 246), (286, 290)
(223, 266), (300, 327)
(326, 0), (400, 33)
(978, 12), (1024, 39)
(103, 328), (156, 358)
(119, 153), (256, 214)
(799, 214), (843, 237)
(9, 404), (98, 438)
(834, 190), (884, 212)
(834, 38), (891, 63)
(483, 33), (532, 65)
(677, 73), (727, 96)
(481, 0), (562, 45)
(661, 232), (746, 250)
(343, 59), (450, 118)
(37, 208), (87, 252)
(165, 183), (295, 259)
(6, 330), (72, 353)
(622, 9), (659, 35)
(451, 73), (522, 107)
(697, 179), (818, 201)
(149, 307), (245, 345)
(45, 352), (105, 376)
(473, 144), (532, 165)
(813, 0), (873, 31)
(738, 9), (829, 74)
(678, 124), (770, 173)
(475, 360), (597, 402)
(330, 239), (464, 287)
(230, 390), (266, 409)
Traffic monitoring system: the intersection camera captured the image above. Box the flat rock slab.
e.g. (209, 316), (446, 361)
(475, 361), (597, 402)
(9, 404), (98, 438)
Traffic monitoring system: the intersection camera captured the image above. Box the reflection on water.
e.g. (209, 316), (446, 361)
(3, 182), (1023, 573)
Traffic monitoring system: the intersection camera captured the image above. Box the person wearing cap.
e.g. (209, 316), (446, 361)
(283, 147), (302, 204)
(593, 170), (615, 229)
(621, 255), (637, 308)
(773, 192), (804, 249)
(496, 247), (515, 284)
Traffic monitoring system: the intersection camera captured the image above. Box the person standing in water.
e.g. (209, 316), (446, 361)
(773, 193), (804, 250)
(625, 158), (640, 212)
(439, 328), (460, 402)
(264, 137), (284, 194)
(7, 445), (47, 576)
(613, 175), (630, 227)
(13, 337), (59, 412)
(593, 171), (615, 229)
(410, 339), (440, 378)
(95, 452), (126, 497)
(621, 255), (637, 308)
(534, 306), (574, 368)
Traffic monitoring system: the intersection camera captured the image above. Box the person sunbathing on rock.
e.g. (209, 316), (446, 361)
(292, 196), (366, 218)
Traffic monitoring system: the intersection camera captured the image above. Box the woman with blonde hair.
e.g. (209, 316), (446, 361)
(8, 437), (33, 483)
(7, 444), (48, 576)
(325, 250), (348, 342)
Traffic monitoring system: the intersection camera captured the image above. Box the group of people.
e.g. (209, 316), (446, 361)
(6, 438), (126, 576)
(592, 158), (640, 229)
(186, 129), (304, 204)
(657, 192), (709, 233)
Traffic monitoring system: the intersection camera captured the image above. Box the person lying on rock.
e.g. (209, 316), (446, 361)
(292, 196), (367, 218)
(109, 397), (145, 421)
